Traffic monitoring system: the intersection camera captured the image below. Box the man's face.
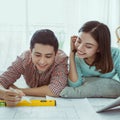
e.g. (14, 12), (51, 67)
(31, 43), (56, 73)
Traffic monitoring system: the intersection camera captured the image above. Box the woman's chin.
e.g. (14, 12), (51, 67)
(77, 53), (86, 58)
(77, 54), (86, 59)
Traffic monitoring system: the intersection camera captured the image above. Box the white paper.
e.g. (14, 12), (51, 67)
(96, 96), (120, 113)
(88, 98), (120, 120)
(0, 96), (101, 120)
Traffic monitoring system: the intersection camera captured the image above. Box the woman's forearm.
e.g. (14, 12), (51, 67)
(68, 52), (78, 82)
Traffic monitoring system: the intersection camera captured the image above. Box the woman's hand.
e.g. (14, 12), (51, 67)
(70, 35), (77, 53)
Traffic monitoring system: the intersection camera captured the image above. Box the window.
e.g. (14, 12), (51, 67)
(0, 0), (120, 71)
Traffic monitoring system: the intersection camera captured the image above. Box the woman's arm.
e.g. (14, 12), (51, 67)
(68, 36), (78, 82)
(68, 36), (83, 87)
(69, 52), (78, 82)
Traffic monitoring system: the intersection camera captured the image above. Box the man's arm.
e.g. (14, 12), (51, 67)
(20, 85), (58, 97)
(0, 84), (6, 99)
(0, 83), (25, 106)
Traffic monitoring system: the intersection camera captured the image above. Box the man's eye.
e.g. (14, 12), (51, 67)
(35, 55), (40, 57)
(46, 56), (51, 58)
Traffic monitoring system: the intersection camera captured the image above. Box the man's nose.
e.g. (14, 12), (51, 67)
(39, 57), (46, 64)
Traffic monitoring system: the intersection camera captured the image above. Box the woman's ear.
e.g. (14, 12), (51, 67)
(97, 48), (100, 53)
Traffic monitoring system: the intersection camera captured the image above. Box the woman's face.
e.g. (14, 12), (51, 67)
(75, 32), (99, 63)
(31, 43), (55, 73)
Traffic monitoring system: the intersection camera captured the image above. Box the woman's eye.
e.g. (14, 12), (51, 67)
(75, 41), (80, 45)
(77, 40), (82, 45)
(86, 46), (92, 48)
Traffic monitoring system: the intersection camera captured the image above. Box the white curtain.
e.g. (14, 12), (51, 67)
(62, 0), (120, 53)
(0, 0), (120, 71)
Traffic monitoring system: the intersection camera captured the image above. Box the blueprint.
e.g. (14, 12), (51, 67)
(0, 96), (100, 120)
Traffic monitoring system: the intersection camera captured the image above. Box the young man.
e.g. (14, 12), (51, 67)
(0, 29), (68, 106)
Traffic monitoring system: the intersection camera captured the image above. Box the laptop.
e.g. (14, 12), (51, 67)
(96, 96), (120, 113)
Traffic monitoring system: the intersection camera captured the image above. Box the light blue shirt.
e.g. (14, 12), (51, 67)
(68, 47), (120, 87)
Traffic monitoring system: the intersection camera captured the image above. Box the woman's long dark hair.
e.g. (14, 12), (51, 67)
(79, 21), (113, 73)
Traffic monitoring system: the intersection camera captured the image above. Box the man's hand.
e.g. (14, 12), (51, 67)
(3, 88), (25, 107)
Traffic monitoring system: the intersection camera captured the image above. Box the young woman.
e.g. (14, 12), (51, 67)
(69, 21), (120, 87)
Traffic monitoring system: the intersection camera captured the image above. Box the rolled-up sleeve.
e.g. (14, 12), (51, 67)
(0, 54), (25, 88)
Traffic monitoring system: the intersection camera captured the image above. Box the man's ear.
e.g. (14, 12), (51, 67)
(30, 48), (32, 53)
(55, 50), (58, 55)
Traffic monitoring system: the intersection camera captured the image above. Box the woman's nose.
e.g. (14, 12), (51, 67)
(77, 44), (84, 50)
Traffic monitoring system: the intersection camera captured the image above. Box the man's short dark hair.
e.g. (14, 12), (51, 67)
(30, 29), (59, 53)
